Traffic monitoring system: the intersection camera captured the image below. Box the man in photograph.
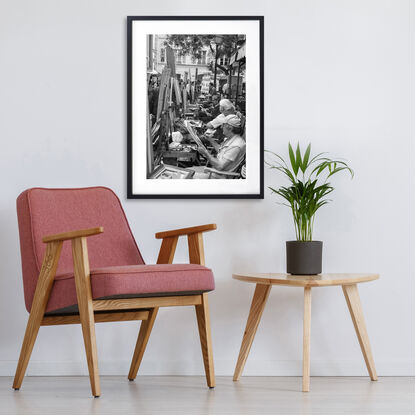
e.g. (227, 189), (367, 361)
(198, 114), (246, 175)
(197, 95), (221, 123)
(148, 80), (159, 126)
(222, 82), (229, 97)
(205, 99), (238, 130)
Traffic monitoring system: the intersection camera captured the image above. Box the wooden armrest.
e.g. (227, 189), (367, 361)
(155, 224), (217, 240)
(42, 227), (104, 243)
(204, 167), (240, 177)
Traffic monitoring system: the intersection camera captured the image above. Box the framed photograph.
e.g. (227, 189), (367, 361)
(127, 16), (264, 199)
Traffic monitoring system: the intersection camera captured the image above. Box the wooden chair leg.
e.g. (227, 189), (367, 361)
(342, 284), (378, 380)
(13, 313), (42, 391)
(72, 237), (100, 397)
(302, 287), (312, 392)
(195, 293), (215, 388)
(233, 283), (271, 381)
(125, 233), (174, 380)
(128, 307), (159, 381)
(13, 241), (63, 390)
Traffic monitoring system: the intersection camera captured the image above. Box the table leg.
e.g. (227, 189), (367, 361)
(233, 283), (271, 381)
(342, 284), (377, 380)
(302, 287), (312, 392)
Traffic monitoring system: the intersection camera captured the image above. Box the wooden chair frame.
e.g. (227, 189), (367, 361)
(13, 224), (216, 397)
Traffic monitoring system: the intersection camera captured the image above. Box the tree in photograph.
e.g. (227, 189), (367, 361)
(164, 35), (245, 74)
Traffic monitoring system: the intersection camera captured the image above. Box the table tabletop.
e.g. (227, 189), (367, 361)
(232, 273), (379, 287)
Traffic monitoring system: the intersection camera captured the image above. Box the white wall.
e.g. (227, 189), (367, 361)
(1, 0), (414, 377)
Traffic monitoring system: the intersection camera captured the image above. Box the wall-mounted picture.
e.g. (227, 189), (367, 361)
(127, 16), (263, 198)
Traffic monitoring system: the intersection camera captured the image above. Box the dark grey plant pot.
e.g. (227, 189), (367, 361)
(286, 241), (322, 275)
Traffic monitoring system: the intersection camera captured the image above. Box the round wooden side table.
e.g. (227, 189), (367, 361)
(232, 273), (379, 392)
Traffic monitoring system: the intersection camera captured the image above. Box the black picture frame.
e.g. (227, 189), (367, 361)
(127, 16), (264, 199)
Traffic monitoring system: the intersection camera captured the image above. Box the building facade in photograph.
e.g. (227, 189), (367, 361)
(148, 35), (215, 80)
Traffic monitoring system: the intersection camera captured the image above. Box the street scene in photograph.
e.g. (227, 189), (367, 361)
(146, 34), (246, 179)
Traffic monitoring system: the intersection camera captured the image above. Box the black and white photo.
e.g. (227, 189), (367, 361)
(127, 17), (263, 198)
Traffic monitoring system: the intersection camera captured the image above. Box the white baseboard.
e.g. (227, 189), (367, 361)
(1, 359), (415, 377)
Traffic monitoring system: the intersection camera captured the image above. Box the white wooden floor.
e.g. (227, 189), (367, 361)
(1, 376), (414, 415)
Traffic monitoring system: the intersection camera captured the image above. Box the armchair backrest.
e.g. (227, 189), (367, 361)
(16, 187), (144, 312)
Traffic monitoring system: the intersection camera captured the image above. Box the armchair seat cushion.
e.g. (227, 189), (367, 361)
(46, 264), (215, 314)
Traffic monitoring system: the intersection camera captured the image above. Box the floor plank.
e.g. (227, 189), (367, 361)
(1, 376), (415, 415)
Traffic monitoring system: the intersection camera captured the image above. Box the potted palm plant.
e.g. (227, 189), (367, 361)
(267, 143), (353, 275)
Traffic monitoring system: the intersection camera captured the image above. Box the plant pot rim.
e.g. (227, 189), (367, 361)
(287, 240), (323, 243)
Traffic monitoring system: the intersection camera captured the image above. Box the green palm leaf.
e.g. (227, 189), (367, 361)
(288, 143), (300, 176)
(266, 143), (353, 241)
(301, 143), (311, 173)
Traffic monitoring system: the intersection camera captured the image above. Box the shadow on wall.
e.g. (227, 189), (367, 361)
(0, 208), (27, 347)
(218, 200), (285, 272)
(211, 277), (306, 365)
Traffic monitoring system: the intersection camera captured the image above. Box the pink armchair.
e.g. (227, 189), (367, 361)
(13, 187), (216, 396)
